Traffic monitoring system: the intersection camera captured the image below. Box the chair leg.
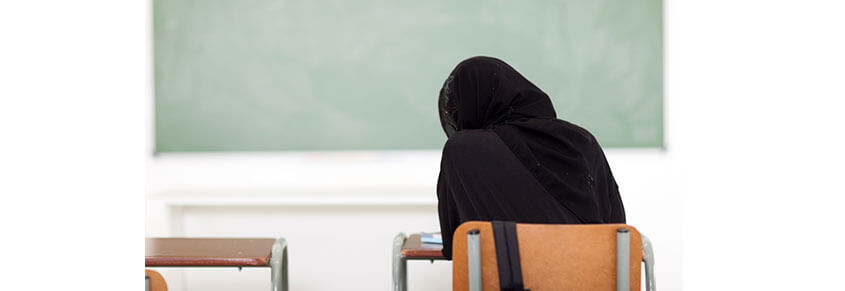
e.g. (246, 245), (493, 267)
(642, 235), (656, 291)
(392, 233), (407, 291)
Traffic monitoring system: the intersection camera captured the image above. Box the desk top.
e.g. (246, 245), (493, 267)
(401, 234), (446, 260)
(146, 238), (275, 266)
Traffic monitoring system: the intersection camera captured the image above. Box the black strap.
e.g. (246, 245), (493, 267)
(492, 221), (528, 291)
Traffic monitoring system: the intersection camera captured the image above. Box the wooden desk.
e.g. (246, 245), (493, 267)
(400, 234), (446, 259)
(392, 233), (447, 291)
(146, 238), (288, 291)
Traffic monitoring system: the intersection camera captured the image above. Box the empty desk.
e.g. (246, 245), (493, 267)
(146, 238), (288, 291)
(392, 233), (447, 291)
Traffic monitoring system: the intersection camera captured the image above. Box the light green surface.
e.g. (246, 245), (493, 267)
(154, 0), (663, 152)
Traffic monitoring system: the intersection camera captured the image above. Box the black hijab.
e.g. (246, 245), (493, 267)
(436, 56), (626, 259)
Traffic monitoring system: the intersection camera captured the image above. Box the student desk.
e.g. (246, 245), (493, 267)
(392, 233), (447, 291)
(145, 238), (288, 291)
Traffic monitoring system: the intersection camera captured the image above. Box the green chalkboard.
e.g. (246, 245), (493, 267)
(154, 0), (663, 152)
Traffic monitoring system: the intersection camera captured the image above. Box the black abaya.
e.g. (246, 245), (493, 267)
(436, 56), (626, 259)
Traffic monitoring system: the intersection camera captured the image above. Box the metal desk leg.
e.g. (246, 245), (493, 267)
(392, 232), (407, 291)
(642, 235), (656, 291)
(270, 237), (288, 291)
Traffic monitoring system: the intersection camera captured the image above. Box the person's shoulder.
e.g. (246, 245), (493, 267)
(442, 129), (499, 155)
(553, 119), (601, 145)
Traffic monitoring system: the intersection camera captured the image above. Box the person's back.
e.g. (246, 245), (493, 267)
(436, 56), (625, 259)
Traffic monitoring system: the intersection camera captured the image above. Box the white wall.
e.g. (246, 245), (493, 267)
(669, 1), (845, 290)
(1, 1), (148, 290)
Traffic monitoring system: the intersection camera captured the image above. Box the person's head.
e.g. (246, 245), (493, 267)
(438, 56), (556, 137)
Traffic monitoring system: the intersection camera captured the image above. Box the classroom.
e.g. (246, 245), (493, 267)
(147, 0), (669, 289)
(1, 0), (843, 290)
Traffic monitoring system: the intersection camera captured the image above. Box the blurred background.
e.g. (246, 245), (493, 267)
(2, 0), (843, 290)
(146, 0), (676, 290)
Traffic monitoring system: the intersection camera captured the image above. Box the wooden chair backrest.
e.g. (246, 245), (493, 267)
(145, 269), (168, 291)
(452, 221), (642, 291)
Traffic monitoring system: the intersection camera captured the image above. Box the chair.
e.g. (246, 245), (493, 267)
(145, 269), (168, 291)
(452, 221), (656, 291)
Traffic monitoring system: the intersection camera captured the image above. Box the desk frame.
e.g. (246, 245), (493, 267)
(146, 237), (289, 291)
(392, 233), (447, 291)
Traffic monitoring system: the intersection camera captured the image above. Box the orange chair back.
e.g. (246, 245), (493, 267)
(452, 221), (642, 291)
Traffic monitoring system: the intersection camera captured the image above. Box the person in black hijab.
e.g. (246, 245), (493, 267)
(436, 56), (626, 259)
